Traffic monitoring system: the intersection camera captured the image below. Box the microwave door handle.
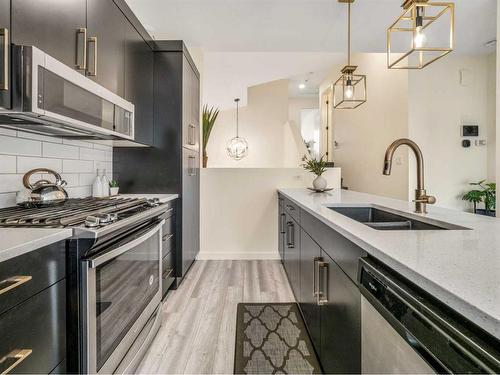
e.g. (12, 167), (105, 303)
(89, 220), (164, 268)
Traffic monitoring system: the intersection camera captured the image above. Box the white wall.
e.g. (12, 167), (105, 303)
(199, 167), (341, 260)
(206, 79), (291, 168)
(0, 128), (112, 208)
(320, 53), (410, 200)
(409, 54), (496, 211)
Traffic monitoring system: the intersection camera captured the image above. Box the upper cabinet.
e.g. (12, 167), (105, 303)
(0, 0), (10, 109)
(124, 21), (154, 145)
(11, 0), (87, 72)
(86, 0), (126, 97)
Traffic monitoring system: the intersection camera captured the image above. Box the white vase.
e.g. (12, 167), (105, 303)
(92, 172), (102, 197)
(313, 175), (327, 190)
(101, 169), (110, 197)
(110, 187), (119, 196)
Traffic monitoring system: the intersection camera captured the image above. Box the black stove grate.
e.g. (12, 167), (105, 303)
(0, 197), (149, 228)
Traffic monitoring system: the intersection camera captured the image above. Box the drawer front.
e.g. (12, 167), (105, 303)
(0, 280), (66, 374)
(301, 210), (366, 282)
(283, 198), (300, 224)
(0, 241), (66, 315)
(162, 251), (175, 296)
(162, 233), (175, 258)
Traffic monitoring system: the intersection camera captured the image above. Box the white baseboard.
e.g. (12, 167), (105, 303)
(196, 251), (281, 260)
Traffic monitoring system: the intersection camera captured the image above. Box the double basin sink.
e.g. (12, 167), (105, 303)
(328, 206), (468, 231)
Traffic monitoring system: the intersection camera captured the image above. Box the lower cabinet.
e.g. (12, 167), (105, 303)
(279, 196), (362, 374)
(283, 213), (300, 299)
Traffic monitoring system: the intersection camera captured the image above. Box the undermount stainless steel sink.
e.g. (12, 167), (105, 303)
(328, 206), (467, 231)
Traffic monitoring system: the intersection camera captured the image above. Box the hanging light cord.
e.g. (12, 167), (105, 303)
(236, 99), (239, 137)
(348, 1), (351, 66)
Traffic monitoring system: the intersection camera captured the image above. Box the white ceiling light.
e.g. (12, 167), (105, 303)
(299, 83), (306, 90)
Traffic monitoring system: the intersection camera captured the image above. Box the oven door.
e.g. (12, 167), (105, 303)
(83, 219), (163, 374)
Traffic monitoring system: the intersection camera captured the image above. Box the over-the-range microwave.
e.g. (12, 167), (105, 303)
(0, 45), (134, 140)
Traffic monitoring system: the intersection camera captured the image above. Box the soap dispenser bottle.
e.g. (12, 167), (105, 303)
(101, 169), (110, 197)
(92, 169), (103, 198)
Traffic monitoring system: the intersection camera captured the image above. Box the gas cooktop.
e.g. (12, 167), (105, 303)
(0, 197), (163, 229)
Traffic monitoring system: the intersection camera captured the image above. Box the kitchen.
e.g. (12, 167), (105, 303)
(0, 0), (499, 374)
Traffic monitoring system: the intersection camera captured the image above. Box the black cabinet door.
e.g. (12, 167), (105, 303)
(124, 21), (153, 145)
(319, 251), (361, 374)
(181, 147), (199, 277)
(299, 229), (321, 353)
(11, 0), (86, 71)
(0, 0), (10, 109)
(86, 0), (125, 96)
(284, 214), (300, 299)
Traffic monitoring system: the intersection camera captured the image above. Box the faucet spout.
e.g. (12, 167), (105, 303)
(383, 138), (435, 213)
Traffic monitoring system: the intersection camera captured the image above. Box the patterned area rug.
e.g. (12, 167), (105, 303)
(234, 303), (322, 374)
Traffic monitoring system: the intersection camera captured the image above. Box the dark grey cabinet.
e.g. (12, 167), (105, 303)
(319, 251), (361, 374)
(284, 213), (300, 299)
(0, 0), (10, 109)
(124, 21), (154, 145)
(11, 0), (87, 72)
(86, 0), (126, 96)
(299, 229), (321, 352)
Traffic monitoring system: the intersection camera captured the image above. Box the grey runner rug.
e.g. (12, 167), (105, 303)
(234, 303), (322, 374)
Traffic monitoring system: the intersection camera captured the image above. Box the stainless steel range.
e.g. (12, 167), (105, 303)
(0, 197), (170, 374)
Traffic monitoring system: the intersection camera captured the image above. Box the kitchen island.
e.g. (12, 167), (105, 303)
(278, 187), (500, 340)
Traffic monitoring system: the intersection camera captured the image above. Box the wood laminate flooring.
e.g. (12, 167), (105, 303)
(136, 260), (295, 374)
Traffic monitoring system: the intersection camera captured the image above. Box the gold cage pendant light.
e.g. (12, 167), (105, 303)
(387, 0), (455, 69)
(333, 0), (367, 110)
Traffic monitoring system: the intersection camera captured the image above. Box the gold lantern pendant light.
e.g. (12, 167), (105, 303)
(333, 0), (367, 110)
(226, 98), (249, 160)
(387, 0), (455, 69)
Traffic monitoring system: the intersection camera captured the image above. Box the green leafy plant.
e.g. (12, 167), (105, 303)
(202, 105), (220, 167)
(462, 180), (496, 214)
(109, 180), (119, 188)
(301, 155), (327, 177)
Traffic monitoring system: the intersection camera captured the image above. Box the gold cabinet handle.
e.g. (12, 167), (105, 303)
(87, 36), (98, 77)
(0, 349), (32, 374)
(317, 261), (329, 306)
(0, 276), (32, 295)
(76, 28), (87, 71)
(188, 124), (196, 145)
(313, 257), (323, 297)
(0, 28), (8, 91)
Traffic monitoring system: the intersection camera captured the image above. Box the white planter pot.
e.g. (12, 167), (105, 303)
(313, 175), (327, 189)
(110, 187), (119, 196)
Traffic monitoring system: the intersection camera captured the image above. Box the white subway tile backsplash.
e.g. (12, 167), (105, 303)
(80, 147), (107, 162)
(0, 131), (114, 207)
(63, 159), (94, 173)
(17, 156), (63, 174)
(43, 142), (80, 160)
(0, 135), (42, 156)
(0, 155), (17, 173)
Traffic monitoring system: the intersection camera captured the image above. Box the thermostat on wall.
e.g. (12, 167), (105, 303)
(462, 125), (479, 137)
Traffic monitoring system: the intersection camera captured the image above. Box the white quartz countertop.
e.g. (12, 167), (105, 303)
(0, 228), (72, 263)
(278, 188), (500, 339)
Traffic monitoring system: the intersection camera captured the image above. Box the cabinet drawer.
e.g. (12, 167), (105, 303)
(0, 241), (66, 315)
(0, 280), (66, 374)
(162, 214), (175, 236)
(283, 198), (300, 224)
(162, 234), (175, 258)
(301, 211), (366, 283)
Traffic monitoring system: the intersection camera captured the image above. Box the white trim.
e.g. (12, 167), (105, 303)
(196, 251), (281, 260)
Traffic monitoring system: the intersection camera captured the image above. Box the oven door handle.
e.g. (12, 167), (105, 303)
(88, 220), (164, 268)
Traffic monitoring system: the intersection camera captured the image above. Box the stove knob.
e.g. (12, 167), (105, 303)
(109, 213), (118, 222)
(84, 216), (101, 228)
(147, 198), (160, 207)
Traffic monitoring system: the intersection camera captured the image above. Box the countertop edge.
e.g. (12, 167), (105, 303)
(278, 188), (500, 339)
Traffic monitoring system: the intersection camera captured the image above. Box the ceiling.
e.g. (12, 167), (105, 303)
(126, 0), (497, 54)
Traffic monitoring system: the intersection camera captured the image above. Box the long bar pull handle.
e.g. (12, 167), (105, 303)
(313, 257), (322, 297)
(0, 349), (32, 374)
(87, 36), (98, 77)
(289, 222), (295, 248)
(0, 276), (32, 295)
(75, 28), (87, 70)
(280, 213), (286, 234)
(286, 222), (292, 247)
(188, 124), (196, 145)
(0, 28), (8, 91)
(317, 261), (329, 306)
(188, 156), (196, 176)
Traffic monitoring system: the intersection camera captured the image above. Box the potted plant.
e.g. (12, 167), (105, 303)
(202, 105), (220, 168)
(462, 180), (496, 216)
(109, 180), (119, 196)
(302, 155), (328, 189)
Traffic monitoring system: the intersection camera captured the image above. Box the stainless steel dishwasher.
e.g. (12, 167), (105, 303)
(358, 258), (500, 374)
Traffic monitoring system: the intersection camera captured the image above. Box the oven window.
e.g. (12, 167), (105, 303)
(95, 229), (160, 370)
